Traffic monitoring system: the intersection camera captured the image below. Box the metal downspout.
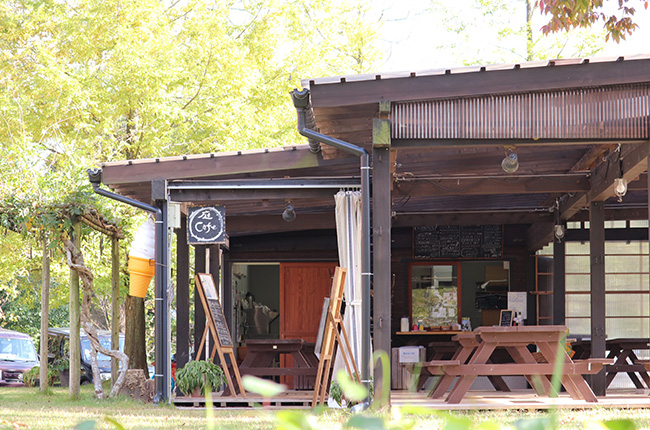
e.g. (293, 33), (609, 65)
(87, 169), (170, 404)
(291, 89), (373, 398)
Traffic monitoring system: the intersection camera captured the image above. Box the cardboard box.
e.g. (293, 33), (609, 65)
(398, 346), (425, 363)
(392, 347), (427, 390)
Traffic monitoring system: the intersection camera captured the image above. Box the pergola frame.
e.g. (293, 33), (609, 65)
(93, 56), (650, 402)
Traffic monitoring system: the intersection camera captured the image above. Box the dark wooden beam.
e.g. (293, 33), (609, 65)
(560, 142), (650, 219)
(394, 212), (553, 227)
(552, 236), (566, 325)
(176, 215), (190, 372)
(590, 201), (606, 396)
(169, 188), (353, 202)
(193, 246), (206, 360)
(372, 144), (392, 403)
(589, 143), (649, 202)
(308, 59), (650, 108)
(526, 221), (554, 253)
(394, 176), (589, 197)
(226, 213), (336, 236)
(392, 138), (647, 148)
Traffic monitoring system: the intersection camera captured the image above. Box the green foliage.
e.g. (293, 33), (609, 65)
(428, 0), (606, 65)
(175, 360), (226, 396)
(537, 0), (648, 42)
(0, 0), (382, 371)
(22, 366), (40, 387)
(22, 365), (58, 387)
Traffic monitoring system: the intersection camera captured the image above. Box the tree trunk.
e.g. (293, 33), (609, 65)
(69, 220), (81, 398)
(63, 238), (129, 398)
(40, 235), (50, 392)
(111, 237), (120, 385)
(125, 294), (149, 378)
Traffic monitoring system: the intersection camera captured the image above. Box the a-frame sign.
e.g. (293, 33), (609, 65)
(194, 273), (245, 397)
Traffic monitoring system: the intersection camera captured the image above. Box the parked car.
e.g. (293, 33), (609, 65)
(47, 328), (125, 384)
(0, 328), (39, 386)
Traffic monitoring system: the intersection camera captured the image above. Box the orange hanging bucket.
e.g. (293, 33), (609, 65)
(128, 256), (155, 298)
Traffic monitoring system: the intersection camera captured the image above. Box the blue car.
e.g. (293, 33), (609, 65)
(47, 328), (125, 384)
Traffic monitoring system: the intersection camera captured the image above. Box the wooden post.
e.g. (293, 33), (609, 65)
(110, 235), (120, 385)
(590, 200), (606, 396)
(40, 234), (50, 391)
(176, 215), (190, 371)
(552, 234), (566, 325)
(193, 246), (206, 360)
(372, 118), (392, 406)
(69, 220), (81, 397)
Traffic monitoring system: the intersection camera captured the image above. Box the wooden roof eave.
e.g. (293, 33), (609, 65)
(306, 57), (650, 108)
(99, 145), (357, 186)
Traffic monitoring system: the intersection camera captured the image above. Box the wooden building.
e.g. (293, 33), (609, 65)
(93, 55), (650, 402)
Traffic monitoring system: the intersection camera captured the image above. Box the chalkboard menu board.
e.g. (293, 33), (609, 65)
(196, 273), (233, 348)
(499, 309), (514, 326)
(188, 205), (226, 245)
(414, 225), (502, 259)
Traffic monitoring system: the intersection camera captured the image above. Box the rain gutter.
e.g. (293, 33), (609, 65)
(87, 169), (170, 404)
(291, 89), (373, 398)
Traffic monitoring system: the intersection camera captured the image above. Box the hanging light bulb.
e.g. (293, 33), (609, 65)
(501, 151), (519, 173)
(282, 202), (296, 222)
(614, 177), (627, 202)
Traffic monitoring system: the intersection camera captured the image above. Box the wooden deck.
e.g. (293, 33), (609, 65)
(173, 388), (650, 409)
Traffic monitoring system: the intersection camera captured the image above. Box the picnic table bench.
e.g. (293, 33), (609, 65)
(425, 325), (613, 404)
(238, 339), (318, 389)
(572, 338), (650, 389)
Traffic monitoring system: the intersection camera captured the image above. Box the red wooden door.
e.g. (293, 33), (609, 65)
(279, 262), (337, 387)
(280, 262), (337, 341)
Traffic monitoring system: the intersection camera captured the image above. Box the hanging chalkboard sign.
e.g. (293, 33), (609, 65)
(413, 225), (503, 259)
(187, 205), (226, 245)
(196, 273), (233, 348)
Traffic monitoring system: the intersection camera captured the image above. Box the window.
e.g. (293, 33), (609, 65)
(410, 263), (461, 327)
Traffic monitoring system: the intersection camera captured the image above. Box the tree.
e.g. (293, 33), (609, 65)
(428, 0), (605, 66)
(537, 0), (649, 42)
(1, 0), (382, 386)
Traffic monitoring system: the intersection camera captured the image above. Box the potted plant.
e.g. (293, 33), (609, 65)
(175, 360), (226, 397)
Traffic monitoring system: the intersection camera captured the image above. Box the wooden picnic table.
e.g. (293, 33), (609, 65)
(238, 339), (318, 389)
(571, 338), (650, 389)
(426, 325), (612, 404)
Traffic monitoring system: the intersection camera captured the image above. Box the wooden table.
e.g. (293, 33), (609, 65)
(571, 338), (650, 389)
(394, 331), (463, 347)
(426, 326), (611, 404)
(427, 332), (511, 397)
(238, 339), (318, 389)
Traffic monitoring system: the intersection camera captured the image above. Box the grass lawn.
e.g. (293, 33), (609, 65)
(1, 386), (650, 430)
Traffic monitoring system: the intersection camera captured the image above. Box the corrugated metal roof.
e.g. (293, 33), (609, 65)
(302, 55), (650, 88)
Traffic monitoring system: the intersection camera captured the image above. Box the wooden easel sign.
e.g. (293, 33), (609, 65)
(312, 266), (360, 406)
(194, 273), (245, 397)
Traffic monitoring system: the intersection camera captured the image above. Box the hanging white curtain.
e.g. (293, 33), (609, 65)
(332, 190), (368, 380)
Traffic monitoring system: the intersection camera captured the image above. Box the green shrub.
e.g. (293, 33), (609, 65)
(23, 365), (58, 387)
(175, 360), (226, 396)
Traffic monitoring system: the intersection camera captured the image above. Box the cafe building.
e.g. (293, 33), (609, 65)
(93, 55), (650, 404)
